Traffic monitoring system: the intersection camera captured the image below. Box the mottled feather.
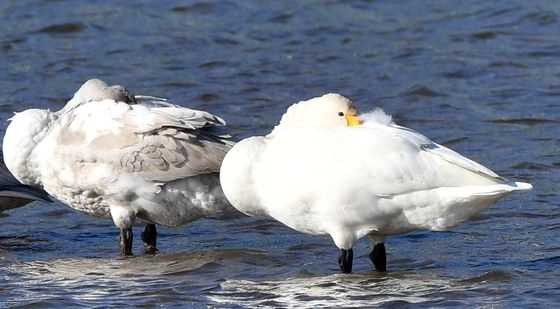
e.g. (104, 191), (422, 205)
(56, 99), (234, 184)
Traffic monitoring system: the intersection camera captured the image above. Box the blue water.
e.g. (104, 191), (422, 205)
(1, 0), (559, 307)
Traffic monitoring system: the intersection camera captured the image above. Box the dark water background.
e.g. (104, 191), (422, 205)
(1, 0), (559, 307)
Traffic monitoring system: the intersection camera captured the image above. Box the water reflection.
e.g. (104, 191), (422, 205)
(210, 270), (515, 307)
(3, 251), (521, 307)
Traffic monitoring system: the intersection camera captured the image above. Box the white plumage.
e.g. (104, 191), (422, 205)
(0, 151), (52, 213)
(2, 79), (236, 254)
(220, 93), (532, 272)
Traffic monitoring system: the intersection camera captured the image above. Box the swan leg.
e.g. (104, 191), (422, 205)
(141, 224), (158, 254)
(369, 243), (387, 272)
(338, 248), (353, 273)
(119, 227), (133, 256)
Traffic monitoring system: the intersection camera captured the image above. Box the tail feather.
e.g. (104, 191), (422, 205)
(512, 182), (533, 191)
(457, 181), (532, 198)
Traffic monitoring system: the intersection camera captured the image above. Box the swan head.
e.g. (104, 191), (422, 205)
(57, 78), (136, 115)
(271, 93), (362, 135)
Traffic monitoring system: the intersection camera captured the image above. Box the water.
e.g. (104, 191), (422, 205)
(1, 0), (559, 307)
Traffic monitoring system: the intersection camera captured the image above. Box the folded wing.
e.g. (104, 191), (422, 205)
(56, 98), (234, 184)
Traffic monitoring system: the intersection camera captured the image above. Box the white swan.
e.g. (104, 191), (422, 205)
(220, 93), (533, 273)
(3, 79), (236, 254)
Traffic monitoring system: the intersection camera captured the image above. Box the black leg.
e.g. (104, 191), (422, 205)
(141, 224), (158, 254)
(369, 243), (387, 272)
(338, 248), (353, 273)
(119, 227), (133, 256)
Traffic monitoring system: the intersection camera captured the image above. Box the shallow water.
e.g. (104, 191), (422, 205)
(1, 0), (559, 307)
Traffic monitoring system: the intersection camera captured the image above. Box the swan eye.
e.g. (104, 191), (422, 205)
(338, 112), (344, 117)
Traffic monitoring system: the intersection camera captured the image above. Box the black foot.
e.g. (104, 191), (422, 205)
(338, 248), (353, 273)
(369, 243), (387, 272)
(141, 224), (158, 254)
(119, 227), (133, 256)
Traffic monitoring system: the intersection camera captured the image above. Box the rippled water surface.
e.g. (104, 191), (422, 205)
(1, 0), (559, 307)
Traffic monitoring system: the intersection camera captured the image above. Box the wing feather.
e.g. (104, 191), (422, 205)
(58, 99), (234, 183)
(361, 111), (501, 180)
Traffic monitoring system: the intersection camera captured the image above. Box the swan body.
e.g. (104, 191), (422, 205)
(220, 93), (532, 272)
(3, 79), (236, 254)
